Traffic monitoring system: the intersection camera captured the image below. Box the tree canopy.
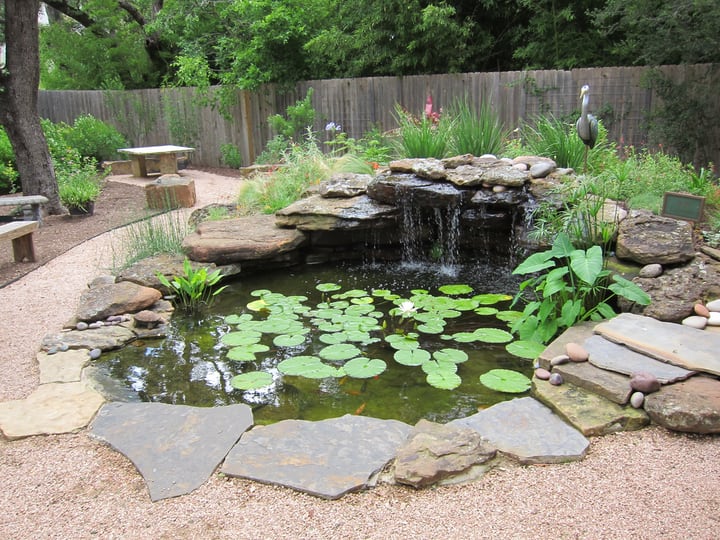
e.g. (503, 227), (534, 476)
(35, 0), (720, 92)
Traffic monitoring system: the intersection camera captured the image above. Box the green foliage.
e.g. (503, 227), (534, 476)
(62, 115), (128, 162)
(0, 128), (18, 194)
(111, 212), (192, 271)
(393, 104), (454, 159)
(510, 233), (651, 345)
(156, 258), (228, 313)
(255, 135), (291, 165)
(220, 144), (243, 169)
(446, 97), (508, 157)
(162, 90), (201, 148)
(57, 168), (102, 211)
(325, 126), (394, 166)
(479, 369), (531, 393)
(514, 114), (613, 171)
(268, 88), (316, 140)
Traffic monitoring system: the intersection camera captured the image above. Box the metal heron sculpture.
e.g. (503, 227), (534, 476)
(576, 84), (598, 172)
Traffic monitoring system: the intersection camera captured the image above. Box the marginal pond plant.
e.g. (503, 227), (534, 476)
(156, 258), (227, 313)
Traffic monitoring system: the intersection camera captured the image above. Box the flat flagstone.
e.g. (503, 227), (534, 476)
(450, 397), (589, 464)
(594, 313), (720, 376)
(221, 414), (413, 499)
(583, 334), (695, 383)
(537, 321), (596, 369)
(0, 382), (105, 440)
(89, 402), (253, 501)
(551, 360), (633, 404)
(37, 349), (91, 383)
(532, 379), (649, 436)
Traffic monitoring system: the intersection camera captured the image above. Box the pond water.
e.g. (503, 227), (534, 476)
(100, 261), (532, 425)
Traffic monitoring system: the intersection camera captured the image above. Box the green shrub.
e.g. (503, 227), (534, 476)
(393, 103), (454, 159)
(64, 114), (128, 162)
(57, 164), (102, 211)
(447, 97), (508, 157)
(0, 128), (18, 194)
(220, 143), (243, 168)
(268, 88), (316, 141)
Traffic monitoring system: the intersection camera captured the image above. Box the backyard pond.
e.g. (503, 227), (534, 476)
(100, 261), (535, 425)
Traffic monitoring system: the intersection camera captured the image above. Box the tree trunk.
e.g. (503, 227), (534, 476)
(0, 0), (64, 214)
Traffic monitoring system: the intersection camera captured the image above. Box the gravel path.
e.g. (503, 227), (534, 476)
(1, 172), (718, 539)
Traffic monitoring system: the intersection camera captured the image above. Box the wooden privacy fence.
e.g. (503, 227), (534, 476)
(37, 64), (718, 168)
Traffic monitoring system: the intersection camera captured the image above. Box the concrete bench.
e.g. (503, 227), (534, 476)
(0, 220), (39, 262)
(0, 195), (49, 223)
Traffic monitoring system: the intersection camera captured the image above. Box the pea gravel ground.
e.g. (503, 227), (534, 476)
(0, 172), (718, 540)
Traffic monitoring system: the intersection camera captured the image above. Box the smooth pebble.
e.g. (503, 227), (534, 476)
(694, 303), (711, 318)
(708, 312), (720, 326)
(630, 391), (645, 409)
(682, 315), (707, 329)
(549, 373), (563, 386)
(89, 348), (102, 360)
(566, 342), (589, 362)
(638, 263), (662, 278)
(630, 371), (660, 393)
(550, 354), (570, 366)
(76, 321), (89, 331)
(534, 368), (551, 380)
(706, 299), (720, 312)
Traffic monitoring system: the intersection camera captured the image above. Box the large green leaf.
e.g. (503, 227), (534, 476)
(432, 348), (468, 363)
(343, 358), (386, 378)
(385, 334), (420, 350)
(473, 293), (513, 305)
(230, 371), (273, 390)
(277, 356), (341, 378)
(609, 274), (652, 305)
(438, 284), (474, 295)
(393, 348), (431, 366)
(570, 245), (603, 285)
(505, 340), (546, 359)
(479, 369), (531, 393)
(543, 266), (570, 297)
(318, 343), (362, 361)
(472, 328), (513, 344)
(550, 232), (575, 259)
(426, 370), (462, 390)
(221, 331), (262, 346)
(512, 250), (556, 275)
(273, 334), (306, 347)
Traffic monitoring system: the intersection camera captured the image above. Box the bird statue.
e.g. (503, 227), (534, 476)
(576, 84), (598, 172)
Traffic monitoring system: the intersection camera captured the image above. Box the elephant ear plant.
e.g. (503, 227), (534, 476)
(156, 258), (227, 313)
(510, 232), (651, 345)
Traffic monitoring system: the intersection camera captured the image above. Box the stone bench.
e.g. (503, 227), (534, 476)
(0, 194), (49, 223)
(0, 220), (39, 262)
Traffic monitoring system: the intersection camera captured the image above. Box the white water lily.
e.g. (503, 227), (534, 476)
(398, 301), (417, 316)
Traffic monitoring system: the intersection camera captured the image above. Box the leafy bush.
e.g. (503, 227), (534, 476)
(63, 114), (128, 162)
(57, 165), (102, 211)
(268, 88), (316, 140)
(0, 128), (18, 194)
(325, 125), (394, 166)
(510, 232), (651, 345)
(220, 143), (243, 168)
(447, 97), (508, 157)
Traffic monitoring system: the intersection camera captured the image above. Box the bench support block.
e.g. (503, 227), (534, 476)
(12, 234), (36, 262)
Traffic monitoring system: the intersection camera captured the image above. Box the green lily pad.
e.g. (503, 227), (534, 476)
(273, 334), (306, 347)
(426, 370), (462, 390)
(393, 348), (431, 366)
(433, 348), (468, 363)
(250, 289), (272, 297)
(316, 283), (341, 292)
(224, 313), (253, 325)
(318, 343), (363, 361)
(319, 331), (349, 344)
(422, 359), (458, 374)
(474, 307), (499, 316)
(343, 358), (387, 378)
(505, 340), (547, 359)
(479, 369), (531, 393)
(246, 299), (268, 312)
(495, 310), (523, 323)
(417, 322), (445, 334)
(221, 331), (262, 347)
(277, 356), (341, 378)
(230, 371), (273, 390)
(438, 284), (473, 295)
(472, 328), (514, 344)
(472, 293), (513, 305)
(385, 334), (420, 350)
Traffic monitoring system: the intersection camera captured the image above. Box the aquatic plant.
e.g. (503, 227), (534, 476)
(156, 258), (227, 313)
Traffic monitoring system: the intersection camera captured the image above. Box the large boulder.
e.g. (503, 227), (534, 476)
(182, 215), (307, 264)
(616, 211), (695, 265)
(644, 376), (720, 433)
(275, 194), (397, 231)
(75, 280), (162, 322)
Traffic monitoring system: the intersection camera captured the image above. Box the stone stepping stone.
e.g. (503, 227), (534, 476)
(0, 382), (105, 440)
(89, 402), (253, 501)
(551, 360), (632, 404)
(594, 313), (720, 376)
(532, 379), (649, 436)
(37, 349), (91, 384)
(450, 397), (589, 464)
(221, 414), (412, 499)
(537, 321), (596, 369)
(583, 334), (694, 383)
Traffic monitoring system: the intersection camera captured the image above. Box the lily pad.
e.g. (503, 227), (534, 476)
(433, 348), (468, 364)
(479, 369), (531, 393)
(393, 348), (431, 366)
(472, 328), (514, 344)
(343, 358), (387, 378)
(505, 340), (546, 359)
(278, 356), (341, 378)
(221, 331), (262, 347)
(230, 371), (273, 390)
(439, 284), (474, 295)
(385, 334), (420, 351)
(472, 293), (513, 305)
(426, 370), (462, 390)
(316, 283), (342, 292)
(318, 343), (363, 361)
(273, 334), (306, 347)
(246, 299), (269, 312)
(224, 313), (253, 325)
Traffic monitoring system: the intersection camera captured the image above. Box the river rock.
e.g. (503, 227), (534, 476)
(644, 376), (720, 433)
(529, 161), (555, 179)
(534, 368), (551, 380)
(549, 373), (563, 385)
(682, 316), (708, 330)
(638, 263), (663, 278)
(707, 299), (720, 311)
(75, 281), (162, 322)
(630, 392), (645, 408)
(393, 419), (496, 488)
(183, 214), (307, 264)
(566, 342), (589, 362)
(616, 211), (695, 265)
(630, 371), (661, 393)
